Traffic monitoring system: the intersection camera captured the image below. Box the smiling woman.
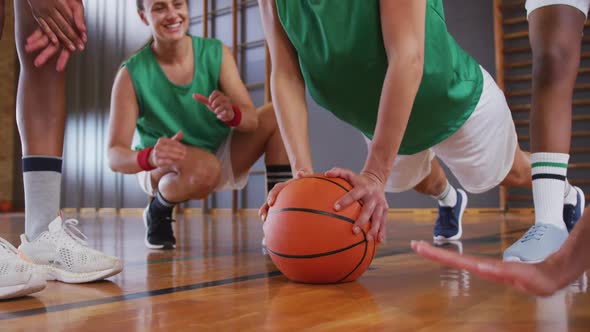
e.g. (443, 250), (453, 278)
(106, 0), (290, 250)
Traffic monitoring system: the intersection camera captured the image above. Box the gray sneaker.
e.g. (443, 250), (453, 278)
(503, 223), (568, 263)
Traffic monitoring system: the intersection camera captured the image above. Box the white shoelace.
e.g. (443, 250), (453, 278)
(60, 219), (89, 247)
(520, 224), (548, 243)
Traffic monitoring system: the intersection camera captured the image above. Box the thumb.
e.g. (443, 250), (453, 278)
(192, 93), (210, 106)
(171, 131), (184, 141)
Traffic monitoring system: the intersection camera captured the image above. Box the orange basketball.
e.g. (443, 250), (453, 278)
(264, 175), (376, 284)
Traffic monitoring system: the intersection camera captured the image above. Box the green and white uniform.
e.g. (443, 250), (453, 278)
(276, 0), (518, 193)
(123, 36), (248, 194)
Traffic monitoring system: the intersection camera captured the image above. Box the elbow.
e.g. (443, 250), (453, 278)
(408, 50), (424, 81)
(106, 149), (120, 173)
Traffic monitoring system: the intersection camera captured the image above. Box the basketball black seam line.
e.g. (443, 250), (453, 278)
(268, 207), (356, 224)
(267, 239), (367, 259)
(307, 176), (365, 207)
(337, 229), (371, 283)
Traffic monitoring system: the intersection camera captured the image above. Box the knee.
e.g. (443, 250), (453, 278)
(257, 103), (278, 134)
(186, 155), (222, 198)
(533, 44), (580, 84)
(505, 162), (531, 188)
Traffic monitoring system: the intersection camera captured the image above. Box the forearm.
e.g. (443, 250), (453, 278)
(233, 103), (258, 133)
(362, 57), (423, 181)
(271, 71), (313, 173)
(108, 146), (143, 174)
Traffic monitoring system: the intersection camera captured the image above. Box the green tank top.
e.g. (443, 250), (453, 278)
(276, 0), (483, 155)
(123, 36), (229, 153)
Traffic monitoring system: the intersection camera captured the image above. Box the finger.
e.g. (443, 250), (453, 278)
(171, 131), (184, 141)
(44, 16), (76, 51)
(157, 159), (176, 167)
(56, 48), (71, 72)
(334, 188), (365, 211)
(412, 241), (481, 271)
(259, 203), (270, 221)
(34, 44), (59, 68)
(71, 1), (87, 33)
(26, 28), (45, 45)
(368, 205), (385, 242)
(377, 209), (387, 243)
(157, 150), (186, 161)
(53, 3), (83, 50)
(208, 90), (222, 104)
(353, 199), (375, 237)
(192, 93), (210, 106)
(324, 167), (354, 182)
(37, 17), (58, 44)
(25, 33), (50, 53)
(295, 170), (312, 178)
(267, 181), (288, 207)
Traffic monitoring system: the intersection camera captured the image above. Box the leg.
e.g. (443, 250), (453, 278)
(413, 159), (467, 241)
(14, 0), (122, 283)
(413, 159), (449, 197)
(527, 4), (587, 234)
(229, 103), (290, 193)
(230, 103), (289, 175)
(15, 0), (66, 239)
(143, 147), (221, 249)
(500, 148), (531, 188)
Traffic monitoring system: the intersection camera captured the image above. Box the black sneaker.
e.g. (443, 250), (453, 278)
(143, 203), (176, 250)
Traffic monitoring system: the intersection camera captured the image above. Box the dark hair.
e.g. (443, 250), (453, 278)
(137, 0), (144, 10)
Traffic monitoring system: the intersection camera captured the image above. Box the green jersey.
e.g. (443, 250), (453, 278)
(123, 36), (229, 153)
(276, 0), (483, 154)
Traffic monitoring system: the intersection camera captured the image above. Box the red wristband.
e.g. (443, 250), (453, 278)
(137, 147), (156, 171)
(224, 105), (242, 127)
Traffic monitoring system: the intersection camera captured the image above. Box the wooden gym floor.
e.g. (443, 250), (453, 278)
(0, 210), (589, 331)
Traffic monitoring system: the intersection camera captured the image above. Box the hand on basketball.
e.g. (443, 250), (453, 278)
(23, 0), (86, 71)
(26, 0), (86, 51)
(259, 169), (311, 222)
(411, 240), (566, 296)
(193, 91), (235, 123)
(325, 167), (388, 243)
(148, 131), (187, 168)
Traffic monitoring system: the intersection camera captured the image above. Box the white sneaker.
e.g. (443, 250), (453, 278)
(18, 215), (123, 283)
(0, 237), (46, 300)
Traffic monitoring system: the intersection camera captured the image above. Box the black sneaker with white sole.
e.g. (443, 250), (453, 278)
(143, 204), (176, 250)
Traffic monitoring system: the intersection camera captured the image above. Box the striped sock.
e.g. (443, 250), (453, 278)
(23, 156), (63, 239)
(266, 165), (292, 194)
(531, 153), (569, 229)
(432, 180), (457, 207)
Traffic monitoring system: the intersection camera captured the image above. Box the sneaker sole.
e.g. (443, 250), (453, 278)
(433, 189), (467, 242)
(0, 272), (46, 300)
(143, 207), (176, 250)
(503, 256), (544, 264)
(42, 260), (123, 284)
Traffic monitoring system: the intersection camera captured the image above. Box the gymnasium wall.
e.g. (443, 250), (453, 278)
(10, 0), (500, 210)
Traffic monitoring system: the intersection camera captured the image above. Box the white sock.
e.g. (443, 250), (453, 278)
(564, 180), (578, 206)
(22, 156), (63, 240)
(531, 153), (568, 229)
(433, 181), (457, 207)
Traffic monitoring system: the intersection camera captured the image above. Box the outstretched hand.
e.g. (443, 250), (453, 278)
(411, 240), (567, 296)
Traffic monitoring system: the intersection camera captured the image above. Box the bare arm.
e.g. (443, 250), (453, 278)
(217, 45), (258, 132)
(107, 67), (142, 174)
(362, 0), (426, 182)
(258, 0), (313, 174)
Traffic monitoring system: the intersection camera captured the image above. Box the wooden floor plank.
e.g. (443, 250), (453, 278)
(0, 212), (588, 331)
